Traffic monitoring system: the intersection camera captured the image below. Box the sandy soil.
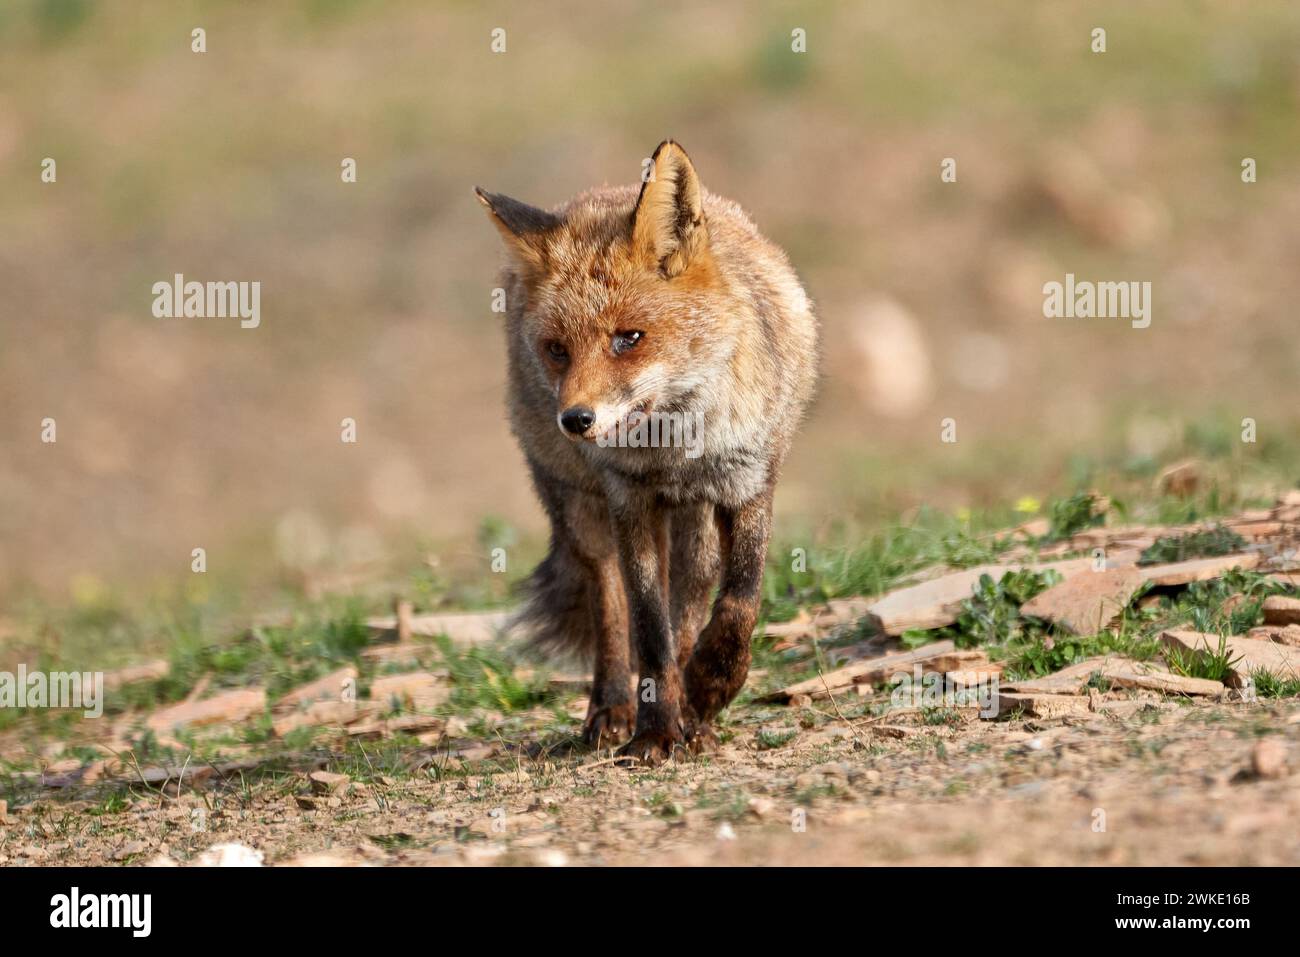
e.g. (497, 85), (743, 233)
(5, 696), (1297, 867)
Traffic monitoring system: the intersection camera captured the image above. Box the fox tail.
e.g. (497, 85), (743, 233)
(510, 539), (598, 664)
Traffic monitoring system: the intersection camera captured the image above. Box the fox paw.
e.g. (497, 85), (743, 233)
(582, 701), (636, 748)
(685, 722), (720, 755)
(618, 729), (688, 767)
(683, 673), (737, 729)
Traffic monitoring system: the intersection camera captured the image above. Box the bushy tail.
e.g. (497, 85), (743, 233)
(510, 539), (597, 664)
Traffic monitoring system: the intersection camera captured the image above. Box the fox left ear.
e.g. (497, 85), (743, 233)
(631, 140), (710, 278)
(474, 186), (561, 270)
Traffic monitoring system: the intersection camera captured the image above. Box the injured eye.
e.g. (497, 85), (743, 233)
(612, 330), (644, 355)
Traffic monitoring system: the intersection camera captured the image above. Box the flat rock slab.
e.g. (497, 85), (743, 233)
(544, 672), (593, 693)
(1020, 553), (1262, 636)
(1021, 567), (1148, 635)
(762, 611), (816, 642)
(866, 557), (1102, 636)
(146, 688), (267, 734)
(759, 641), (963, 702)
(1248, 624), (1300, 647)
(1144, 552), (1260, 586)
(993, 692), (1092, 719)
(1001, 655), (1131, 694)
(271, 699), (378, 738)
(1262, 596), (1300, 627)
(1161, 630), (1300, 688)
(999, 655), (1215, 696)
(1223, 521), (1285, 540)
(368, 672), (448, 711)
(1104, 669), (1223, 697)
(273, 666), (358, 713)
(103, 660), (170, 691)
(365, 610), (512, 645)
(361, 642), (444, 667)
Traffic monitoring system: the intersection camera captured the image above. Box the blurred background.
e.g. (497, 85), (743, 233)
(2, 0), (1299, 641)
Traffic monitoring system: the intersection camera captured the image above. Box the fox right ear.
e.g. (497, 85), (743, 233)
(475, 187), (560, 270)
(631, 140), (709, 278)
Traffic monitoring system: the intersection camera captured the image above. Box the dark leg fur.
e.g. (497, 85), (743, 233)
(669, 501), (719, 671)
(607, 490), (688, 765)
(583, 551), (635, 746)
(515, 460), (635, 746)
(683, 485), (774, 738)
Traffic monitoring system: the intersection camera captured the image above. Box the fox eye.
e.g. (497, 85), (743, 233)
(612, 330), (644, 355)
(546, 340), (568, 361)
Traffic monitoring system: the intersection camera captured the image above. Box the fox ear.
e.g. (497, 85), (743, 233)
(631, 141), (709, 278)
(475, 187), (561, 269)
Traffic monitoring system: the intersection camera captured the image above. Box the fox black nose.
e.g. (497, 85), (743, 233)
(560, 406), (596, 435)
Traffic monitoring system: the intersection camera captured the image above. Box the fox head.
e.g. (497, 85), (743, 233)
(476, 141), (729, 445)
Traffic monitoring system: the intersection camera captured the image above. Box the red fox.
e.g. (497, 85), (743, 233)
(476, 141), (818, 763)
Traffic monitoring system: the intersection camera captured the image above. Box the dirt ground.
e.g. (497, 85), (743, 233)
(5, 694), (1297, 867)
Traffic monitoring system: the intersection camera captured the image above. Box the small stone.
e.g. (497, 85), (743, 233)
(113, 840), (149, 861)
(1247, 624), (1300, 647)
(794, 773), (819, 791)
(194, 842), (265, 867)
(309, 770), (351, 794)
(1251, 738), (1286, 779)
(1158, 459), (1201, 498)
(812, 762), (850, 779)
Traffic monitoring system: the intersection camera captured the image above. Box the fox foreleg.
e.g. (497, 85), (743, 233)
(683, 485), (774, 738)
(606, 485), (688, 764)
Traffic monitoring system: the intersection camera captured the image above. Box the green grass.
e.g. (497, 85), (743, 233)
(1249, 668), (1300, 699)
(1046, 492), (1106, 541)
(437, 637), (553, 714)
(904, 567), (1062, 651)
(113, 599), (373, 710)
(763, 506), (1020, 622)
(998, 628), (1162, 682)
(761, 480), (1269, 630)
(921, 707), (963, 727)
(995, 567), (1296, 685)
(1153, 570), (1293, 636)
(750, 486), (1300, 703)
(1164, 633), (1243, 683)
(756, 728), (798, 750)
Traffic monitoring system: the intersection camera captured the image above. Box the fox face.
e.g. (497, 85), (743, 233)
(476, 142), (731, 446)
(528, 258), (719, 444)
